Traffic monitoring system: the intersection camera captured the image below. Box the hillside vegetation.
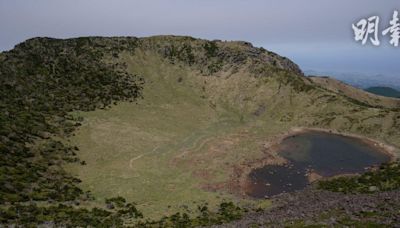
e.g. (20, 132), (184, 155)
(0, 36), (399, 226)
(365, 86), (400, 98)
(310, 76), (400, 110)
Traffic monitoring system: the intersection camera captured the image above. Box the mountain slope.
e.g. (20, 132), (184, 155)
(0, 36), (399, 226)
(309, 76), (400, 109)
(366, 86), (400, 98)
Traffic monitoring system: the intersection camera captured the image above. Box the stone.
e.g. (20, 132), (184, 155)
(369, 186), (378, 192)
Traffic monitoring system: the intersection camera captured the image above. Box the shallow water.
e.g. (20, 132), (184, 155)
(246, 131), (391, 198)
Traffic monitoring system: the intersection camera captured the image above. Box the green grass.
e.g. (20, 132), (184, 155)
(318, 161), (400, 193)
(65, 50), (400, 219)
(65, 52), (275, 218)
(2, 36), (399, 226)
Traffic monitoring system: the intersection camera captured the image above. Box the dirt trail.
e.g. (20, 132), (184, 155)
(129, 146), (159, 168)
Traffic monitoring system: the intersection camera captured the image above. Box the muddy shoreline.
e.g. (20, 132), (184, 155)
(230, 127), (399, 198)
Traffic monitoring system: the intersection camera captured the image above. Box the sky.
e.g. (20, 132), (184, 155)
(1, 0), (399, 78)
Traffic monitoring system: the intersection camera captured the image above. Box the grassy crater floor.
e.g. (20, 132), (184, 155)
(65, 50), (400, 220)
(65, 53), (284, 218)
(2, 36), (400, 226)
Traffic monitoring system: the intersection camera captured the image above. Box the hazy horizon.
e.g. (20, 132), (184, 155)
(1, 0), (399, 78)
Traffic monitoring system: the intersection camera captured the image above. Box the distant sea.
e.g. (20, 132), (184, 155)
(304, 70), (400, 91)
